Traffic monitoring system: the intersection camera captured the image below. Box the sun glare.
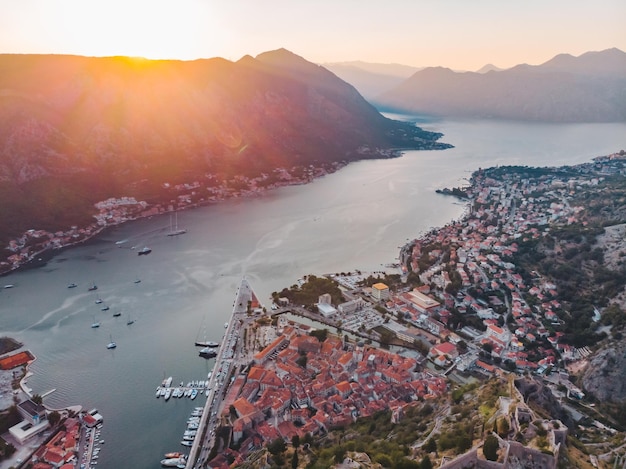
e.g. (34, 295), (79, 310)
(61, 0), (218, 60)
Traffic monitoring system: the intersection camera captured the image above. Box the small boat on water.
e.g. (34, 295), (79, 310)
(199, 347), (217, 359)
(166, 212), (187, 237)
(224, 322), (229, 328)
(180, 440), (193, 447)
(127, 315), (135, 325)
(134, 277), (141, 284)
(113, 311), (121, 317)
(160, 455), (186, 468)
(91, 318), (100, 328)
(88, 282), (98, 291)
(106, 334), (116, 349)
(164, 388), (172, 401)
(95, 297), (103, 304)
(3, 284), (15, 289)
(101, 305), (110, 311)
(67, 283), (78, 288)
(163, 376), (173, 388)
(190, 389), (198, 400)
(195, 316), (219, 347)
(164, 452), (184, 459)
(138, 246), (152, 256)
(195, 340), (219, 348)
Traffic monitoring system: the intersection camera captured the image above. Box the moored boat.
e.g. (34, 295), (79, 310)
(138, 246), (152, 256)
(199, 347), (217, 359)
(160, 455), (186, 467)
(164, 452), (184, 459)
(106, 334), (116, 349)
(194, 340), (219, 347)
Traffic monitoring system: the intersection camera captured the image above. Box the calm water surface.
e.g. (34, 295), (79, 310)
(0, 118), (624, 468)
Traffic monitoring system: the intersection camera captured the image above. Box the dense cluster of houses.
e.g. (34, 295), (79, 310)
(377, 156), (626, 379)
(208, 321), (447, 467)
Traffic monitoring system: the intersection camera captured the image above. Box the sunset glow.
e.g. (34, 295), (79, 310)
(1, 0), (625, 70)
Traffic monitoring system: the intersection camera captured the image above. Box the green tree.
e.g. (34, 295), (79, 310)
(31, 394), (43, 405)
(496, 417), (510, 437)
(374, 453), (393, 467)
(309, 329), (328, 342)
(334, 445), (346, 464)
(423, 438), (437, 454)
(296, 353), (307, 369)
(47, 410), (61, 427)
(292, 434), (300, 449)
(397, 458), (420, 469)
(291, 449), (299, 469)
(267, 437), (286, 455)
(420, 455), (433, 469)
(483, 434), (499, 461)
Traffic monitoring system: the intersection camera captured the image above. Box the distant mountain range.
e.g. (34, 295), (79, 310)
(0, 49), (449, 244)
(374, 48), (626, 122)
(323, 61), (422, 100)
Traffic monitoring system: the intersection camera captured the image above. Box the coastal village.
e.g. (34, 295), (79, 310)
(0, 162), (350, 274)
(199, 153), (626, 467)
(1, 152), (626, 469)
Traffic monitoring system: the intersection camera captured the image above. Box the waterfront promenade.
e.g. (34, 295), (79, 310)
(187, 276), (255, 469)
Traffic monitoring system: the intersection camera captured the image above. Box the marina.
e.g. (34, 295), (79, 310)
(185, 277), (255, 468)
(155, 378), (211, 402)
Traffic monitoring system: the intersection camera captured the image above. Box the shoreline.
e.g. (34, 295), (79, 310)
(0, 146), (432, 278)
(0, 159), (357, 277)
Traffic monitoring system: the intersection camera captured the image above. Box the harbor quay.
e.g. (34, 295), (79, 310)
(186, 277), (257, 469)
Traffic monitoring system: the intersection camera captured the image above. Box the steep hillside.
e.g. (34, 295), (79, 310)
(376, 48), (626, 122)
(0, 50), (450, 244)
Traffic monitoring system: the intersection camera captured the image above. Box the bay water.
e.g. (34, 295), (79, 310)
(0, 118), (624, 468)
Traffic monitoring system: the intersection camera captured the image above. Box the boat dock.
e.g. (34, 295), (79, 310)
(156, 379), (210, 401)
(185, 276), (255, 469)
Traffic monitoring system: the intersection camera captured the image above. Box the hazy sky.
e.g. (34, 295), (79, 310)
(1, 0), (624, 70)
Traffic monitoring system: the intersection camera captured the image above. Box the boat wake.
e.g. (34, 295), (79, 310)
(21, 294), (89, 333)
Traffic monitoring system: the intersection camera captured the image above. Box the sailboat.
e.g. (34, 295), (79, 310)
(127, 314), (135, 325)
(166, 212), (187, 237)
(194, 317), (219, 348)
(106, 334), (116, 349)
(91, 317), (100, 328)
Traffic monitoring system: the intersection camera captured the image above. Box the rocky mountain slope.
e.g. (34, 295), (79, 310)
(0, 49), (449, 243)
(375, 48), (626, 122)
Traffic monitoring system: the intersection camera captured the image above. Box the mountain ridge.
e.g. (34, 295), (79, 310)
(375, 48), (626, 122)
(0, 49), (450, 247)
